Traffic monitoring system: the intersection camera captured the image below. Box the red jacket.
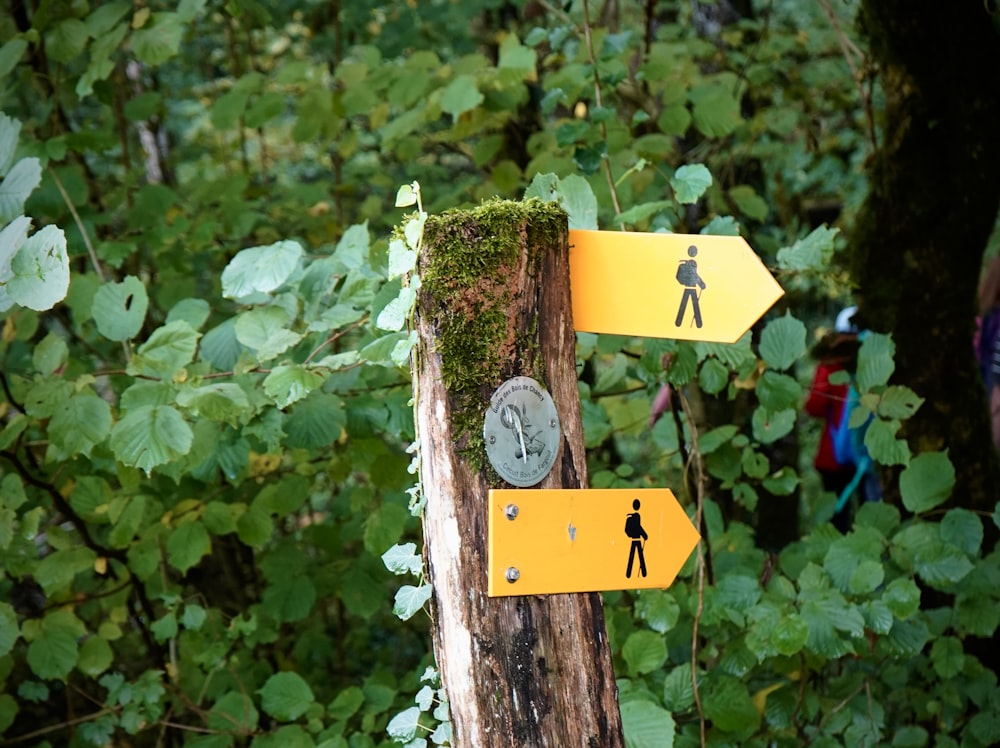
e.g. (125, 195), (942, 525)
(805, 361), (851, 473)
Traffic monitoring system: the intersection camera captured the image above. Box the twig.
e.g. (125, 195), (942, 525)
(4, 708), (117, 744)
(580, 0), (625, 228)
(678, 390), (708, 747)
(816, 0), (878, 152)
(48, 166), (105, 282)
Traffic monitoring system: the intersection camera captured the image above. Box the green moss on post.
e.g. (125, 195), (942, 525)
(418, 198), (568, 472)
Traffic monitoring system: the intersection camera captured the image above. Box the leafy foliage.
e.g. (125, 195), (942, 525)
(0, 1), (998, 747)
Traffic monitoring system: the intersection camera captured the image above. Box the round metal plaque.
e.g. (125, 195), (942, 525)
(483, 376), (561, 487)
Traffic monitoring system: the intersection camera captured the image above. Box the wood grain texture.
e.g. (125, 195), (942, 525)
(412, 203), (624, 747)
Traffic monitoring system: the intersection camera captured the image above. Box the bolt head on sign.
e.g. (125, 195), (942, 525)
(568, 229), (784, 343)
(487, 488), (701, 597)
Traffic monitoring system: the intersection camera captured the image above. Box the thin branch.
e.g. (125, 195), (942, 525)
(4, 708), (117, 744)
(679, 390), (708, 748)
(303, 316), (370, 364)
(816, 0), (878, 152)
(48, 166), (105, 282)
(581, 0), (625, 228)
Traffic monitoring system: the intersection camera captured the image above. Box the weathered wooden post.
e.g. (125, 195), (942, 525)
(411, 199), (625, 747)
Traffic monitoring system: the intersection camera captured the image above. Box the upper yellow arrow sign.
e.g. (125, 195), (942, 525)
(488, 488), (700, 597)
(569, 229), (784, 343)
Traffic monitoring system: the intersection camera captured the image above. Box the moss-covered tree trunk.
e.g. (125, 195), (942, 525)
(851, 1), (1000, 517)
(412, 200), (624, 747)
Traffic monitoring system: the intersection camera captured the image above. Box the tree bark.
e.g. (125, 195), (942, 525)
(851, 1), (1000, 518)
(412, 200), (624, 747)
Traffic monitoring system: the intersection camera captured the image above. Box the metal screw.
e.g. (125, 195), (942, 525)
(489, 435), (496, 444)
(549, 419), (557, 428)
(504, 504), (519, 520)
(505, 567), (520, 583)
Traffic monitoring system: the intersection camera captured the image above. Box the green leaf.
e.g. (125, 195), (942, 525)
(670, 163), (712, 205)
(85, 2), (131, 37)
(284, 392), (344, 448)
(387, 706), (422, 742)
(77, 636), (113, 677)
(263, 575), (317, 622)
(393, 583), (433, 621)
(940, 508), (982, 556)
(0, 693), (19, 734)
(375, 286), (417, 331)
(622, 630), (667, 676)
(876, 385), (923, 420)
(498, 32), (535, 72)
(864, 419), (910, 466)
(771, 613), (809, 656)
(259, 671), (315, 721)
(132, 12), (185, 66)
(92, 276), (149, 341)
(698, 358), (728, 394)
(900, 451), (955, 513)
(387, 237), (417, 278)
(690, 83), (742, 137)
(882, 577), (920, 620)
(621, 700), (675, 748)
(930, 636), (964, 679)
(728, 185), (768, 221)
(634, 590), (680, 634)
(0, 602), (19, 657)
(441, 74), (483, 120)
(166, 297), (211, 330)
(914, 542), (973, 587)
(776, 225), (839, 271)
(0, 158), (41, 223)
(221, 240), (304, 299)
(263, 365), (325, 409)
(32, 332), (68, 376)
(167, 521), (211, 573)
(751, 407), (796, 444)
(558, 174), (598, 230)
(110, 405), (194, 475)
(128, 321), (200, 379)
(395, 183), (418, 208)
(759, 313), (806, 371)
(35, 546), (96, 596)
(856, 332), (895, 391)
(0, 115), (22, 176)
(182, 604), (207, 630)
(26, 611), (85, 681)
(381, 542), (423, 577)
(109, 495), (147, 548)
(234, 306), (302, 362)
(208, 691), (259, 733)
(662, 664), (695, 712)
(703, 675), (760, 734)
(177, 382), (251, 422)
(0, 39), (27, 81)
(756, 371), (803, 411)
(45, 18), (88, 63)
(236, 505), (272, 548)
(3, 225), (70, 311)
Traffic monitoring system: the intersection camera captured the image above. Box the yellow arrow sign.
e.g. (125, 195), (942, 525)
(569, 229), (784, 343)
(488, 488), (700, 597)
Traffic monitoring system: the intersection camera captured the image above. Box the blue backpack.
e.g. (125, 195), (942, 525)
(829, 382), (873, 513)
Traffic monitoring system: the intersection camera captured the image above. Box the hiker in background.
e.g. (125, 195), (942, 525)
(975, 256), (1000, 449)
(805, 307), (862, 533)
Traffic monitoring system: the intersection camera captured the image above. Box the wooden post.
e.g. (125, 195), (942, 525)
(411, 199), (624, 747)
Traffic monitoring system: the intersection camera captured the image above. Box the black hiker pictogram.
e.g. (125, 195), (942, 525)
(675, 244), (706, 328)
(624, 498), (648, 578)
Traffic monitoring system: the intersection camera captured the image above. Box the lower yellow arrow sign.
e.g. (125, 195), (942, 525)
(488, 488), (700, 597)
(569, 229), (784, 343)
